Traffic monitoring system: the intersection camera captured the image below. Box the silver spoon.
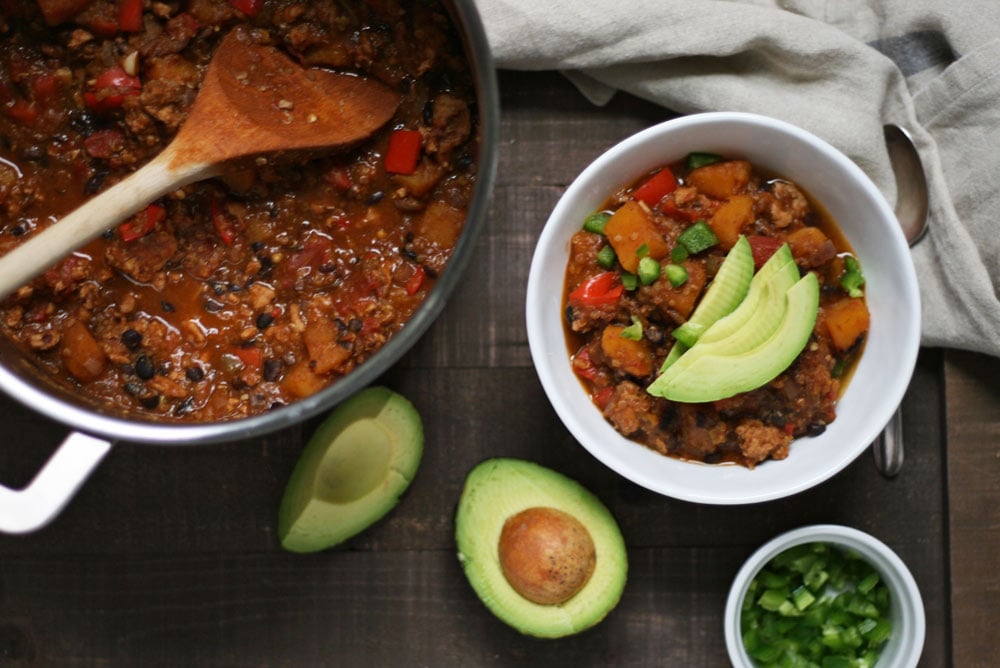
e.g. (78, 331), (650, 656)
(872, 124), (929, 477)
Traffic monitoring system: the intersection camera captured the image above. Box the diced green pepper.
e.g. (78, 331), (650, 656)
(597, 244), (617, 269)
(841, 255), (865, 297)
(670, 244), (689, 263)
(620, 316), (643, 341)
(621, 272), (638, 291)
(583, 212), (611, 234)
(664, 263), (688, 287)
(677, 220), (718, 254)
(686, 151), (723, 170)
(638, 256), (661, 285)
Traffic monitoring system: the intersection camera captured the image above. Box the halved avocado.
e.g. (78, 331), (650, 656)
(455, 458), (627, 638)
(648, 272), (819, 403)
(278, 386), (423, 553)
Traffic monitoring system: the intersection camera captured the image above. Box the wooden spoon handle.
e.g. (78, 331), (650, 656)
(0, 151), (210, 301)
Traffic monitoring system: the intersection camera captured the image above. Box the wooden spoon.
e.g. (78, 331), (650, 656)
(0, 29), (399, 300)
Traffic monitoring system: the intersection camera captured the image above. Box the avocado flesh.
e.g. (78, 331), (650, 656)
(648, 272), (819, 403)
(455, 458), (627, 639)
(661, 243), (796, 373)
(698, 245), (797, 345)
(671, 235), (754, 347)
(278, 386), (423, 553)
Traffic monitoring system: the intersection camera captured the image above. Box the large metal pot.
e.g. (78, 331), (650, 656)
(0, 0), (499, 534)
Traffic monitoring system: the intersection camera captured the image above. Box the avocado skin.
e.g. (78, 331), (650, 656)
(648, 272), (820, 403)
(455, 458), (628, 639)
(278, 386), (423, 553)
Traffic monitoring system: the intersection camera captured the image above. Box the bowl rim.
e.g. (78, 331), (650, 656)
(525, 111), (921, 504)
(723, 524), (926, 668)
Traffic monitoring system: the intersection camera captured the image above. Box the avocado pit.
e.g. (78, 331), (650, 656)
(498, 506), (597, 605)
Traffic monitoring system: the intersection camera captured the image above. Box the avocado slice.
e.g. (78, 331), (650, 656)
(647, 272), (819, 403)
(455, 458), (627, 638)
(671, 235), (754, 347)
(278, 386), (423, 553)
(697, 244), (798, 345)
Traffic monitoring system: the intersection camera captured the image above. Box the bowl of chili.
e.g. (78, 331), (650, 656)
(525, 112), (920, 504)
(724, 525), (925, 667)
(0, 0), (498, 532)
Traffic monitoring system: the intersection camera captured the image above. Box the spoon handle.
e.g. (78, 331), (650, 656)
(0, 151), (209, 301)
(873, 407), (904, 477)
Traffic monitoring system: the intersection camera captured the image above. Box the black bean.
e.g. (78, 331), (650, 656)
(366, 191), (385, 205)
(134, 354), (154, 380)
(123, 381), (144, 396)
(256, 312), (274, 330)
(84, 170), (109, 195)
(10, 225), (25, 237)
(121, 329), (143, 350)
(161, 301), (175, 313)
(185, 366), (205, 382)
(806, 423), (827, 437)
(262, 358), (282, 382)
(140, 395), (160, 410)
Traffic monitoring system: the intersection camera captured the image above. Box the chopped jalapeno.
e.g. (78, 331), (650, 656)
(664, 263), (688, 287)
(670, 244), (689, 263)
(841, 255), (865, 297)
(686, 151), (723, 170)
(637, 256), (660, 285)
(583, 212), (611, 235)
(620, 316), (643, 340)
(677, 220), (718, 254)
(596, 244), (617, 269)
(621, 272), (638, 291)
(741, 542), (892, 667)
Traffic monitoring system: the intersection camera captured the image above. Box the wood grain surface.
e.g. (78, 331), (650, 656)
(0, 70), (968, 667)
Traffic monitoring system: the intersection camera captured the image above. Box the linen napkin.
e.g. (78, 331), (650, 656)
(474, 0), (1000, 357)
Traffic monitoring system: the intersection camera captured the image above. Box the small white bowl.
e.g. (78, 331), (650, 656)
(724, 525), (926, 667)
(525, 112), (920, 504)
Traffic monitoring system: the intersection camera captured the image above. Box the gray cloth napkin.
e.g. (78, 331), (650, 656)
(475, 0), (1000, 357)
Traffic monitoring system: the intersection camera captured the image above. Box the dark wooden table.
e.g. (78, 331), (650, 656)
(0, 70), (996, 667)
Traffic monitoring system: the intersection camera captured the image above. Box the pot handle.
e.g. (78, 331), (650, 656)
(0, 431), (112, 534)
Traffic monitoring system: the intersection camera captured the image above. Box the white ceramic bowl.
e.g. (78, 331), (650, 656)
(724, 525), (926, 667)
(525, 112), (920, 504)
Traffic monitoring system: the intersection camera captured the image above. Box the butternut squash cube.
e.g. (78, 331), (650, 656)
(686, 160), (751, 199)
(601, 324), (654, 378)
(602, 200), (670, 273)
(823, 297), (870, 351)
(708, 195), (754, 250)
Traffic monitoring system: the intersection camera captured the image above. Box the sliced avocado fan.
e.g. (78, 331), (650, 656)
(647, 271), (819, 403)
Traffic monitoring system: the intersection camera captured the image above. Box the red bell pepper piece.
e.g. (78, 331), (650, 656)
(324, 165), (352, 190)
(84, 129), (126, 160)
(118, 0), (143, 32)
(631, 167), (678, 206)
(85, 67), (141, 112)
(232, 346), (263, 369)
(211, 195), (238, 245)
(228, 0), (262, 16)
(592, 386), (614, 410)
(119, 203), (165, 242)
(30, 74), (59, 105)
(5, 99), (38, 126)
(405, 265), (426, 295)
(568, 271), (624, 307)
(384, 129), (422, 175)
(747, 235), (785, 270)
(571, 346), (600, 382)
